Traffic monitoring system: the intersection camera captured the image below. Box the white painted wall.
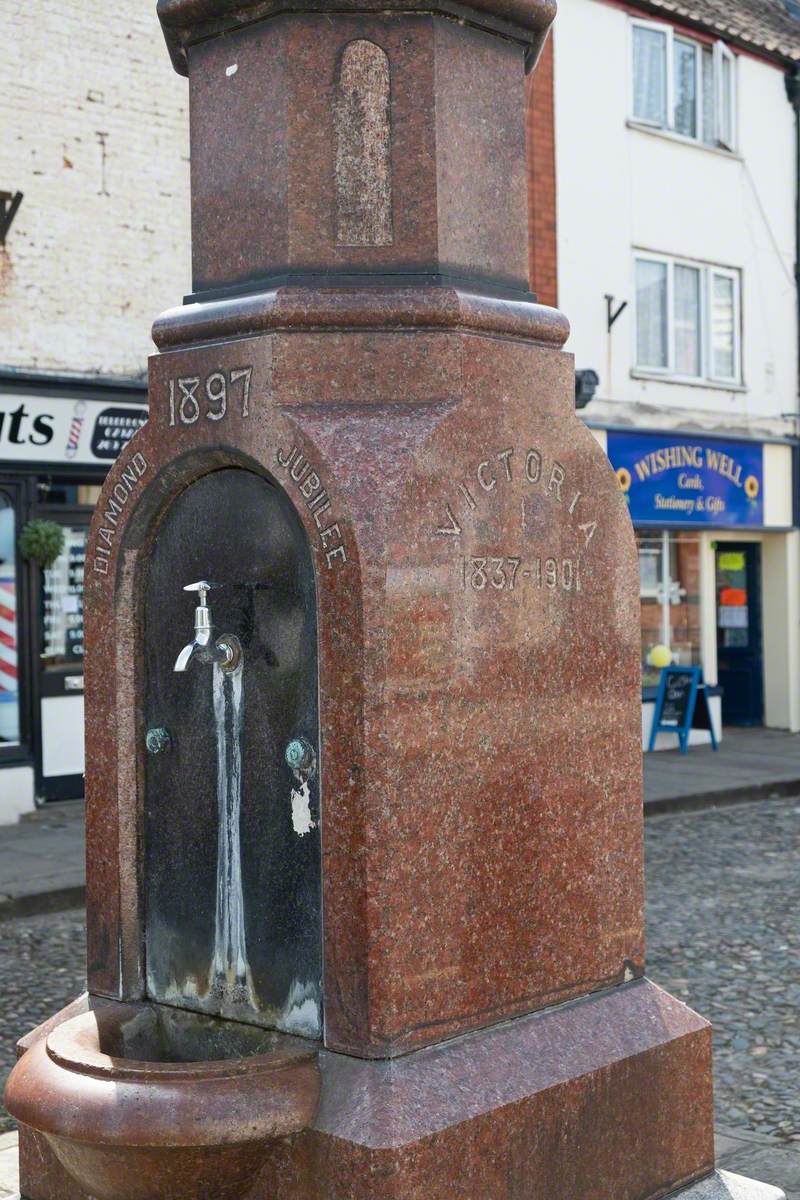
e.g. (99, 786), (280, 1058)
(553, 0), (797, 431)
(762, 530), (800, 729)
(0, 1), (191, 378)
(764, 443), (794, 528)
(0, 767), (36, 822)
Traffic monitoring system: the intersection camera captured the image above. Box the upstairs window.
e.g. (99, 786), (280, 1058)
(632, 19), (737, 150)
(635, 253), (742, 385)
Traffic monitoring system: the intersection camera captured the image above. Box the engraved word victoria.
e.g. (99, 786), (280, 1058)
(436, 446), (599, 595)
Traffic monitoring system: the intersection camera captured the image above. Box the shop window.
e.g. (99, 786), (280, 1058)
(638, 532), (702, 687)
(41, 527), (87, 667)
(0, 490), (20, 745)
(631, 19), (737, 150)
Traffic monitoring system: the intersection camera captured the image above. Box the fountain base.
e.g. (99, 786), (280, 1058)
(10, 980), (720, 1200)
(5, 999), (319, 1200)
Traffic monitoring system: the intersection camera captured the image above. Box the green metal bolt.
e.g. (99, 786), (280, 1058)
(145, 727), (172, 755)
(285, 737), (315, 774)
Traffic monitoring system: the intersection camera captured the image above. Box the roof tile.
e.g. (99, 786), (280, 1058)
(636, 0), (800, 62)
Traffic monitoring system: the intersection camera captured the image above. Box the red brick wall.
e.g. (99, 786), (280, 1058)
(525, 34), (558, 308)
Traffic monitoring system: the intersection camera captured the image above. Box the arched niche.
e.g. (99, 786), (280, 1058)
(142, 466), (322, 1038)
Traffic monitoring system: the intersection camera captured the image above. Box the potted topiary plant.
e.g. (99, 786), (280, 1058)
(18, 519), (65, 569)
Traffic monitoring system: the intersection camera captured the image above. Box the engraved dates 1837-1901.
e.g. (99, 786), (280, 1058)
(462, 556), (582, 593)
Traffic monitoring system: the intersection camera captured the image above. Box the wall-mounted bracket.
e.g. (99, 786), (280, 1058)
(605, 294), (628, 332)
(0, 192), (23, 245)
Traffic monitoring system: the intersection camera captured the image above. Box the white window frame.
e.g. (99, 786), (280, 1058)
(629, 17), (737, 152)
(638, 533), (697, 666)
(634, 252), (743, 385)
(630, 18), (673, 129)
(714, 40), (737, 149)
(634, 251), (672, 374)
(672, 33), (701, 140)
(708, 265), (742, 384)
(672, 258), (705, 378)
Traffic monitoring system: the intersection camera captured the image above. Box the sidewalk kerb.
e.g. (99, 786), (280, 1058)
(644, 778), (800, 818)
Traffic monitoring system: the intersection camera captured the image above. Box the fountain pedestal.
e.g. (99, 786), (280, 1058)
(4, 1), (784, 1198)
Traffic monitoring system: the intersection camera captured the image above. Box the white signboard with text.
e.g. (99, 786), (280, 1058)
(0, 393), (147, 465)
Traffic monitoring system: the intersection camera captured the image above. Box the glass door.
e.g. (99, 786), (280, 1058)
(715, 543), (763, 726)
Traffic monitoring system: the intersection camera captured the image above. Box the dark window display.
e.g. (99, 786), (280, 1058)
(41, 527), (87, 666)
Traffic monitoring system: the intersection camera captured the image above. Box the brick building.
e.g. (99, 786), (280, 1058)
(0, 3), (190, 818)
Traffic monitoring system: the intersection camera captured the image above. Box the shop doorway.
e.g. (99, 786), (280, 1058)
(32, 481), (100, 802)
(715, 543), (763, 726)
(35, 512), (90, 800)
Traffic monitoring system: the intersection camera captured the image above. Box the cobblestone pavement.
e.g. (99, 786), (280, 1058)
(0, 909), (86, 1134)
(645, 796), (800, 1146)
(0, 797), (797, 1193)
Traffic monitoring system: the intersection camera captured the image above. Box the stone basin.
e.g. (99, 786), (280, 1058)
(4, 1000), (320, 1200)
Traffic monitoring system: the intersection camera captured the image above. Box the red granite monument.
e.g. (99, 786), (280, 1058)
(4, 2), (784, 1199)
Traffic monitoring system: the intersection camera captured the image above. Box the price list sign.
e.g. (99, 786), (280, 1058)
(42, 528), (87, 664)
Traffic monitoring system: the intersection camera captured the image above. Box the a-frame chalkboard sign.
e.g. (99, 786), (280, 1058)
(647, 666), (719, 754)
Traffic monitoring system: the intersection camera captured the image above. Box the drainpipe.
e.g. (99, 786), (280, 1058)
(786, 66), (800, 400)
(786, 66), (800, 530)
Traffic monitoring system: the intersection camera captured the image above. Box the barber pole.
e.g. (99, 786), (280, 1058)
(0, 564), (18, 741)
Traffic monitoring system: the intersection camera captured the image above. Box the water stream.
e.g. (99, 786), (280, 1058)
(210, 660), (251, 1010)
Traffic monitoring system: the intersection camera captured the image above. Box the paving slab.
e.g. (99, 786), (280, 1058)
(0, 1132), (19, 1198)
(0, 804), (85, 919)
(716, 1131), (800, 1199)
(645, 728), (800, 814)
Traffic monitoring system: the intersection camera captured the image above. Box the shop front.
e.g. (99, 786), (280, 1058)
(597, 429), (800, 749)
(0, 375), (147, 821)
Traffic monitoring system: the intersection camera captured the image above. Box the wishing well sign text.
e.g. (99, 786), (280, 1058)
(607, 433), (764, 527)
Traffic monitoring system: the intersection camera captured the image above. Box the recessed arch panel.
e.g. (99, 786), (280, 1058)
(143, 466), (322, 1038)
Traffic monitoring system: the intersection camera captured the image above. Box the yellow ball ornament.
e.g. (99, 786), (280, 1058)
(648, 644), (673, 669)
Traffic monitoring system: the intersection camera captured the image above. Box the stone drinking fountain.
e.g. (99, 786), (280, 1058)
(4, 2), (785, 1199)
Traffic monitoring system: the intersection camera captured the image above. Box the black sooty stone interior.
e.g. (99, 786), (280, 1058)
(143, 467), (322, 1038)
(105, 1004), (292, 1064)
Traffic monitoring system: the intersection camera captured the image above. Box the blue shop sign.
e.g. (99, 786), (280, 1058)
(607, 432), (764, 527)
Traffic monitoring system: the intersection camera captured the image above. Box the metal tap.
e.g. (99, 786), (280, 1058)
(174, 581), (241, 673)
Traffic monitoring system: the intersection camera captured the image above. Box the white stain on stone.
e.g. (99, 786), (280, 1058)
(291, 780), (316, 837)
(210, 660), (251, 1012)
(281, 980), (321, 1038)
(226, 63), (238, 77)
